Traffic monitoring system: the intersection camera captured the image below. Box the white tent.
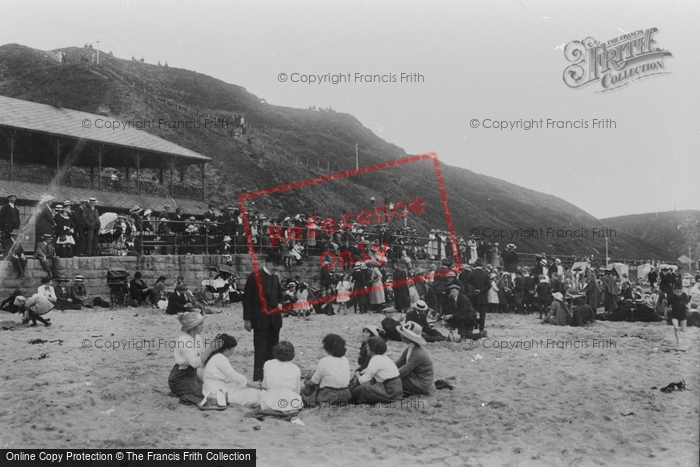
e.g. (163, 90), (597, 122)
(637, 263), (652, 282)
(609, 262), (629, 277)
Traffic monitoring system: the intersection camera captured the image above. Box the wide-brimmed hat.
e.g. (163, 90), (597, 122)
(10, 229), (20, 236)
(353, 262), (362, 269)
(448, 284), (462, 292)
(552, 292), (564, 302)
(179, 312), (203, 332)
(143, 209), (152, 216)
(415, 300), (429, 312)
(223, 235), (232, 242)
(129, 206), (141, 214)
(539, 259), (547, 265)
(397, 321), (427, 345)
(507, 243), (516, 250)
(555, 258), (561, 264)
(362, 325), (383, 338)
(64, 200), (72, 206)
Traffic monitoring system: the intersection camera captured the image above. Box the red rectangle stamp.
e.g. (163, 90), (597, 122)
(239, 152), (461, 316)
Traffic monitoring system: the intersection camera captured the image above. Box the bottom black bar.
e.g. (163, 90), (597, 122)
(1, 449), (256, 466)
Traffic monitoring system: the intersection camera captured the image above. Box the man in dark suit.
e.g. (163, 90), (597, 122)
(82, 198), (100, 256)
(243, 255), (284, 381)
(0, 194), (21, 241)
(465, 260), (490, 332)
(442, 284), (486, 341)
(203, 204), (218, 222)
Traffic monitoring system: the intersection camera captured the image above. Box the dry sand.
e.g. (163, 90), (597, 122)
(0, 304), (698, 467)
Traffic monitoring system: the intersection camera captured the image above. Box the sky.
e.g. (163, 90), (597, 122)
(1, 0), (698, 219)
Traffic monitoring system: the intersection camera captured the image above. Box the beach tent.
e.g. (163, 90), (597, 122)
(609, 263), (629, 277)
(637, 263), (652, 282)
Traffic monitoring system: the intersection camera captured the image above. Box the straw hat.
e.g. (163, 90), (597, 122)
(179, 312), (203, 332)
(507, 243), (516, 250)
(74, 275), (84, 282)
(397, 321), (427, 345)
(362, 325), (384, 338)
(415, 300), (429, 312)
(143, 209), (152, 216)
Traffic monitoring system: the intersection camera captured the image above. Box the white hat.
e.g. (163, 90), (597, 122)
(552, 292), (564, 302)
(415, 300), (429, 311)
(397, 321), (427, 346)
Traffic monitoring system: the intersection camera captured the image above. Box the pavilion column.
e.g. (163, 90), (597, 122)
(178, 166), (185, 183)
(55, 139), (62, 187)
(199, 162), (206, 201)
(169, 158), (175, 197)
(135, 153), (142, 195)
(2, 130), (18, 181)
(95, 144), (104, 191)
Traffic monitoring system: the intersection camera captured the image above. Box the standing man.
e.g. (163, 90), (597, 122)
(82, 197), (100, 256)
(3, 229), (27, 277)
(34, 196), (56, 242)
(465, 259), (490, 333)
(0, 193), (21, 242)
(73, 200), (86, 256)
(243, 254), (284, 382)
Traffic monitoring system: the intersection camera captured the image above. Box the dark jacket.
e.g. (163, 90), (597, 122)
(35, 204), (56, 238)
(166, 291), (190, 315)
(242, 269), (284, 330)
(443, 293), (476, 319)
(0, 203), (20, 237)
(465, 268), (490, 305)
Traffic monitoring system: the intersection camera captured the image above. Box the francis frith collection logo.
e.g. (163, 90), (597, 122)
(562, 28), (672, 93)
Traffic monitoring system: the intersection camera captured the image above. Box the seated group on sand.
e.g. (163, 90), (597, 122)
(167, 311), (435, 413)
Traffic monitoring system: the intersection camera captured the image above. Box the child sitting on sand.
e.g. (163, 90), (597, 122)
(302, 334), (351, 406)
(357, 326), (385, 372)
(260, 341), (303, 412)
(200, 334), (264, 408)
(350, 337), (402, 404)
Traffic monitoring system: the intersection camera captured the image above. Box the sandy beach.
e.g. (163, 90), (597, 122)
(0, 304), (698, 467)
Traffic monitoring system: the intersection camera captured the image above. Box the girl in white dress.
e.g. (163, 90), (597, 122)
(200, 334), (264, 408)
(260, 341), (303, 413)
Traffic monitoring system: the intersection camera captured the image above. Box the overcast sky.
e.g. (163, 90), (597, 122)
(1, 0), (698, 219)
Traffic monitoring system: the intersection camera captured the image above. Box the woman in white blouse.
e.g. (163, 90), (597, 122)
(350, 337), (403, 403)
(167, 312), (216, 405)
(200, 334), (263, 408)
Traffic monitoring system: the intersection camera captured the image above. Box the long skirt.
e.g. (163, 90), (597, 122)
(168, 364), (203, 405)
(303, 386), (351, 407)
(351, 376), (403, 403)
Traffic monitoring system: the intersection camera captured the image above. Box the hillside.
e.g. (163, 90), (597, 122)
(0, 43), (679, 260)
(602, 210), (700, 262)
